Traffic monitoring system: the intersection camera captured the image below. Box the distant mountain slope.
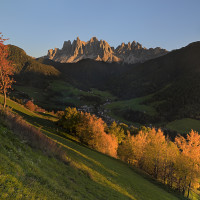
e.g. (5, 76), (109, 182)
(45, 37), (168, 64)
(109, 41), (200, 121)
(111, 41), (200, 98)
(11, 41), (200, 122)
(150, 42), (200, 120)
(8, 45), (60, 87)
(8, 45), (60, 76)
(38, 58), (133, 90)
(40, 41), (200, 122)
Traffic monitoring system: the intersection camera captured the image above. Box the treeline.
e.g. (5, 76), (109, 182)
(59, 107), (200, 198)
(118, 129), (200, 198)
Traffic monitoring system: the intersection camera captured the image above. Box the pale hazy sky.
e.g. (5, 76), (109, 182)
(1, 0), (200, 57)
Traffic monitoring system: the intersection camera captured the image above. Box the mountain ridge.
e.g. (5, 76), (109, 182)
(46, 37), (168, 64)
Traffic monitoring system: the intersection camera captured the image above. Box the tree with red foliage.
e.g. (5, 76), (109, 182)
(25, 100), (36, 111)
(0, 33), (15, 108)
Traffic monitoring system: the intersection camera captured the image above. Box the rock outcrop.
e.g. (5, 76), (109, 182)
(46, 37), (168, 64)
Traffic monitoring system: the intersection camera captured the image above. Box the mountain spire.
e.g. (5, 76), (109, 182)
(46, 37), (168, 64)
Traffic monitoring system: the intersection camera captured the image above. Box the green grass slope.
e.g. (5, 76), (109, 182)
(105, 94), (157, 116)
(0, 124), (94, 199)
(13, 80), (117, 110)
(0, 123), (185, 200)
(110, 42), (200, 121)
(0, 96), (187, 200)
(166, 118), (200, 134)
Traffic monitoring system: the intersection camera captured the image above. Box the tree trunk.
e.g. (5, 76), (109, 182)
(163, 164), (167, 184)
(178, 178), (181, 192)
(3, 90), (6, 109)
(187, 180), (191, 199)
(154, 163), (158, 179)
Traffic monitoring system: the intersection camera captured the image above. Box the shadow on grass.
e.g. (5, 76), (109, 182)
(10, 110), (138, 200)
(13, 108), (58, 133)
(36, 111), (57, 119)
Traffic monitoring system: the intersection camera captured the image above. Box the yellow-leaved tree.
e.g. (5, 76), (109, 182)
(175, 130), (200, 198)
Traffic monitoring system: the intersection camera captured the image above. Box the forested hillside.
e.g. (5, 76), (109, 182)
(8, 45), (60, 87)
(38, 42), (200, 123)
(9, 42), (200, 133)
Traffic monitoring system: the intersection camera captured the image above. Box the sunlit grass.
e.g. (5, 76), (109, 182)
(1, 121), (181, 199)
(1, 125), (126, 199)
(0, 95), (188, 199)
(0, 95), (38, 117)
(43, 129), (184, 200)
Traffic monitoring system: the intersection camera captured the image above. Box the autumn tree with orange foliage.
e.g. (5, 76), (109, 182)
(161, 141), (179, 187)
(118, 130), (148, 166)
(0, 33), (15, 108)
(76, 112), (118, 157)
(175, 130), (200, 198)
(142, 129), (168, 179)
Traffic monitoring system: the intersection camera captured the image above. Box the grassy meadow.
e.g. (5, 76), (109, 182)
(166, 118), (200, 134)
(104, 94), (157, 116)
(14, 80), (117, 110)
(0, 94), (189, 199)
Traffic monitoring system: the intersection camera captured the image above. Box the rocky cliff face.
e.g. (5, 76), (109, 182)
(46, 37), (168, 64)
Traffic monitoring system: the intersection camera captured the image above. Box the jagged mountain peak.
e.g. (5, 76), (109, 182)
(46, 37), (168, 64)
(89, 37), (98, 43)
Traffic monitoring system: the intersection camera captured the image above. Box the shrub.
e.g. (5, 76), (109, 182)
(35, 107), (46, 113)
(56, 110), (65, 118)
(58, 107), (81, 134)
(25, 100), (36, 111)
